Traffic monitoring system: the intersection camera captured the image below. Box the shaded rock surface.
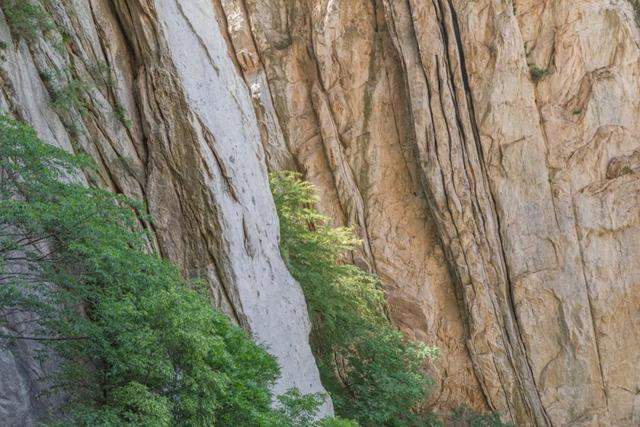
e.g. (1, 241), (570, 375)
(1, 0), (639, 426)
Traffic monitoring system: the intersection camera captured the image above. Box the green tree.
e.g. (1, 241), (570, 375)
(0, 115), (340, 426)
(448, 406), (515, 427)
(271, 172), (438, 426)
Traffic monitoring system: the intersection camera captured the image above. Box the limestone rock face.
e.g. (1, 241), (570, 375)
(1, 0), (640, 426)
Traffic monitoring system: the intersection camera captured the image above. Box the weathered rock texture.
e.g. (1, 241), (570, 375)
(2, 0), (640, 426)
(0, 0), (330, 424)
(217, 0), (640, 425)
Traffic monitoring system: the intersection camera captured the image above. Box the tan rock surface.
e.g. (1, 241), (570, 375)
(220, 0), (640, 425)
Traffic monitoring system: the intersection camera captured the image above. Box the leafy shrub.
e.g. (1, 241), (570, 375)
(278, 390), (359, 427)
(0, 115), (338, 426)
(448, 406), (514, 427)
(528, 64), (549, 83)
(50, 78), (93, 116)
(114, 102), (133, 129)
(271, 172), (437, 426)
(1, 0), (54, 41)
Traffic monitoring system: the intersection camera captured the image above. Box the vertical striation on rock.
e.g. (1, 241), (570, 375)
(220, 0), (640, 425)
(217, 0), (488, 414)
(0, 0), (331, 422)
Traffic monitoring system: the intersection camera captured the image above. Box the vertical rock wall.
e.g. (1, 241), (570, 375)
(0, 0), (330, 423)
(218, 0), (640, 425)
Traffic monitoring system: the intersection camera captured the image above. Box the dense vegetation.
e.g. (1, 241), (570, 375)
(271, 173), (439, 426)
(1, 0), (54, 42)
(0, 115), (350, 426)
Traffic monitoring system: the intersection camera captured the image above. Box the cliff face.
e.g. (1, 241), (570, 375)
(219, 0), (640, 425)
(1, 0), (639, 426)
(0, 1), (330, 423)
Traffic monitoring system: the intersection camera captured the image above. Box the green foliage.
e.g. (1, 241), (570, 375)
(448, 406), (515, 427)
(114, 102), (133, 129)
(319, 418), (360, 427)
(0, 115), (335, 426)
(621, 165), (634, 175)
(528, 64), (549, 83)
(43, 62), (131, 129)
(1, 0), (54, 42)
(271, 172), (437, 426)
(631, 0), (640, 25)
(50, 78), (93, 117)
(277, 390), (359, 427)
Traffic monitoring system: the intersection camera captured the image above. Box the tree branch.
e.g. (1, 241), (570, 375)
(0, 334), (88, 341)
